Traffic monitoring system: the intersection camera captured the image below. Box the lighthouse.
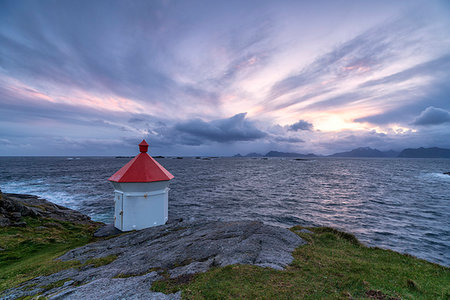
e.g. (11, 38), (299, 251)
(108, 140), (174, 231)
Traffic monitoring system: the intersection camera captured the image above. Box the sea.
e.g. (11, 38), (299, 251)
(0, 156), (449, 266)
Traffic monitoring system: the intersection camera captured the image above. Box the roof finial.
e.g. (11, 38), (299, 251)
(139, 140), (149, 153)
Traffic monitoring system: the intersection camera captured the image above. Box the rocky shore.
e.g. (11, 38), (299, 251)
(0, 191), (95, 227)
(0, 191), (305, 299)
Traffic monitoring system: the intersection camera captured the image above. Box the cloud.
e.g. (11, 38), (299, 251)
(353, 82), (450, 126)
(288, 120), (313, 131)
(266, 18), (410, 103)
(261, 15), (450, 123)
(0, 138), (12, 145)
(360, 54), (450, 88)
(0, 1), (225, 119)
(273, 136), (304, 143)
(174, 113), (266, 144)
(412, 106), (450, 125)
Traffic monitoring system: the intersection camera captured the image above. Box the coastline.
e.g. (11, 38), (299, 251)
(1, 191), (449, 299)
(1, 156), (449, 267)
(0, 191), (99, 228)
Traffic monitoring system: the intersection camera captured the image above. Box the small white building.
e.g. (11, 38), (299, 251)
(108, 140), (174, 231)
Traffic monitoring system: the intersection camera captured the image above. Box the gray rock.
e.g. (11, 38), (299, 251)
(0, 215), (10, 227)
(299, 229), (314, 234)
(12, 221), (27, 227)
(48, 272), (180, 300)
(2, 220), (305, 299)
(94, 223), (122, 237)
(10, 212), (22, 221)
(0, 192), (98, 226)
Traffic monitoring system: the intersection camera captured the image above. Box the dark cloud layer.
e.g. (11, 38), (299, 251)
(174, 113), (266, 144)
(288, 120), (313, 131)
(413, 106), (450, 126)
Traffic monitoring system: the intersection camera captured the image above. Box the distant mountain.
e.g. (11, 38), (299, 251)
(233, 146), (450, 159)
(265, 151), (317, 157)
(245, 152), (263, 157)
(398, 147), (450, 158)
(233, 153), (263, 157)
(329, 147), (399, 158)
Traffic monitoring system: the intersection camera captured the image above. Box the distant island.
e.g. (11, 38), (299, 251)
(398, 147), (450, 158)
(234, 151), (317, 158)
(265, 151), (317, 158)
(328, 147), (399, 158)
(234, 147), (450, 158)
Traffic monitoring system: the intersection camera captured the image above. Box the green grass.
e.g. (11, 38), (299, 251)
(151, 226), (450, 299)
(0, 216), (100, 293)
(40, 278), (73, 292)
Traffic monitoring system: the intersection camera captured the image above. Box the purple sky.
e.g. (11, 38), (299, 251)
(1, 0), (450, 156)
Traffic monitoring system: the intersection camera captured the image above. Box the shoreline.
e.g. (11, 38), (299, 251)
(1, 190), (449, 265)
(2, 187), (449, 267)
(0, 191), (99, 228)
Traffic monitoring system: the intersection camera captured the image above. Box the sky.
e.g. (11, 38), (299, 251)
(1, 0), (450, 156)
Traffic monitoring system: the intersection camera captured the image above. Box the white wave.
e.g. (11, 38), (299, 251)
(1, 180), (81, 209)
(421, 172), (450, 181)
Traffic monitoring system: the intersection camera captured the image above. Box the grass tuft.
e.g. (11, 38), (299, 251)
(41, 278), (72, 292)
(312, 227), (362, 246)
(406, 278), (419, 290)
(82, 254), (117, 268)
(152, 273), (196, 294)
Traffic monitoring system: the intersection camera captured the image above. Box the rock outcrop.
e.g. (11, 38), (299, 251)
(0, 191), (95, 227)
(3, 219), (305, 299)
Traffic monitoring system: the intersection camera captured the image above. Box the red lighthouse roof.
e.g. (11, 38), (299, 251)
(109, 140), (174, 183)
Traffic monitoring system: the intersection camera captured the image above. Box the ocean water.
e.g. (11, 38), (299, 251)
(0, 156), (449, 266)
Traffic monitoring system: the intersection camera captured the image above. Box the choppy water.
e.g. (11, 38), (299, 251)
(0, 156), (449, 266)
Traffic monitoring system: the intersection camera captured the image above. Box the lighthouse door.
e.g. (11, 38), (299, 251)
(114, 193), (123, 231)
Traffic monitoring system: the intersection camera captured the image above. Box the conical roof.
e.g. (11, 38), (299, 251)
(108, 140), (174, 183)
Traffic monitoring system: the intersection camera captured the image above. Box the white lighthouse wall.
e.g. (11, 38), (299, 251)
(113, 192), (124, 230)
(122, 189), (168, 231)
(111, 181), (170, 231)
